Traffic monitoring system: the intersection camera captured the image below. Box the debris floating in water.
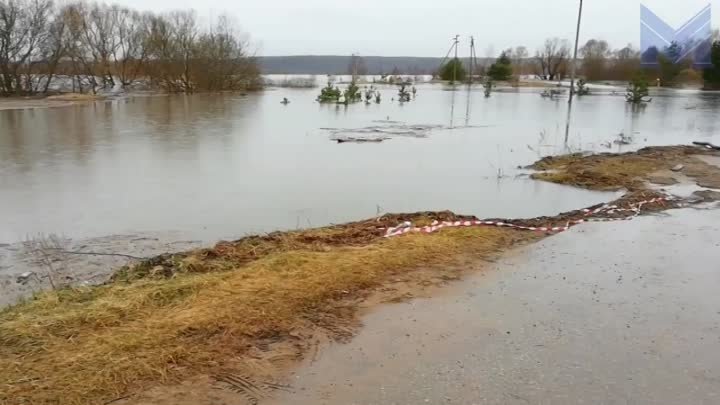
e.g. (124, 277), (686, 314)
(334, 136), (388, 144)
(325, 122), (488, 143)
(693, 141), (720, 150)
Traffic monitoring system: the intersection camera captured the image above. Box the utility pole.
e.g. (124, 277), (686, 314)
(564, 0), (584, 144)
(437, 35), (463, 83)
(469, 36), (476, 84)
(568, 0), (583, 99)
(453, 34), (460, 84)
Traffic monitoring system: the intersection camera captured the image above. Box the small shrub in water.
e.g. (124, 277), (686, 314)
(576, 78), (590, 96)
(317, 81), (342, 103)
(626, 73), (651, 104)
(398, 84), (411, 102)
(483, 78), (493, 97)
(343, 81), (362, 104)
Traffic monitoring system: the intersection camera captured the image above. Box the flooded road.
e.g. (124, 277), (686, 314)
(1, 84), (719, 244)
(265, 208), (720, 405)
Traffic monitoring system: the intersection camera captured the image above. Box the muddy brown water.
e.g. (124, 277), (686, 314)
(2, 84), (719, 245)
(264, 208), (720, 405)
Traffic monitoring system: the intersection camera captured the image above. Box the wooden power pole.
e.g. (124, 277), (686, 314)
(564, 0), (584, 144)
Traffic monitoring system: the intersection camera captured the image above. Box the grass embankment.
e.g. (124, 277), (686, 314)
(0, 215), (530, 405)
(531, 145), (720, 190)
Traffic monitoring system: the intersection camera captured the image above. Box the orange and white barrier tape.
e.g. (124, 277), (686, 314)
(384, 197), (675, 238)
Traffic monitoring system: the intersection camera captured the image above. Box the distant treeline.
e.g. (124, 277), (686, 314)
(0, 0), (259, 97)
(262, 35), (720, 89)
(575, 38), (719, 87)
(258, 50), (639, 81)
(259, 49), (639, 81)
(258, 56), (493, 76)
(502, 39), (643, 82)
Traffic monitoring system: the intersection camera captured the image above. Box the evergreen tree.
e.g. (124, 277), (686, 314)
(626, 72), (651, 103)
(487, 52), (513, 81)
(438, 58), (467, 83)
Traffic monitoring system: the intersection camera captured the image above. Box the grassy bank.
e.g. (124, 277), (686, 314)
(0, 223), (530, 405)
(531, 145), (720, 190)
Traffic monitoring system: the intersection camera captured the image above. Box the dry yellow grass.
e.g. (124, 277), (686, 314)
(0, 226), (529, 405)
(530, 145), (720, 191)
(530, 148), (681, 190)
(112, 211), (476, 282)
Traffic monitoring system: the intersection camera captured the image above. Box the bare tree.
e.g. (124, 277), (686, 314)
(580, 39), (610, 81)
(608, 44), (641, 81)
(83, 3), (120, 88)
(62, 2), (101, 93)
(347, 54), (367, 77)
(0, 0), (54, 95)
(109, 6), (147, 86)
(141, 11), (197, 92)
(535, 38), (570, 80)
(38, 7), (68, 94)
(1, 0), (259, 96)
(510, 46), (528, 75)
(193, 14), (254, 91)
(143, 13), (173, 90)
(170, 10), (198, 92)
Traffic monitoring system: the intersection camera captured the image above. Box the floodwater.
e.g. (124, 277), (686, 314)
(1, 83), (719, 243)
(265, 208), (720, 405)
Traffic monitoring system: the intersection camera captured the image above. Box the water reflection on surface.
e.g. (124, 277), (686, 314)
(1, 84), (718, 242)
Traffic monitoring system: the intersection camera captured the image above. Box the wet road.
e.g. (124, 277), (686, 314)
(267, 208), (720, 405)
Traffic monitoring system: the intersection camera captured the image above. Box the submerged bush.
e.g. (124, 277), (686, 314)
(576, 78), (590, 96)
(317, 81), (342, 103)
(343, 82), (362, 103)
(626, 73), (651, 103)
(316, 80), (363, 104)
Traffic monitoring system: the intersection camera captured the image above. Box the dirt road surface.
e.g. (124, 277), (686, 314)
(265, 207), (720, 405)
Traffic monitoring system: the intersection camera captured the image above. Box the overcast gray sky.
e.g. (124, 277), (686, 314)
(114, 0), (719, 56)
